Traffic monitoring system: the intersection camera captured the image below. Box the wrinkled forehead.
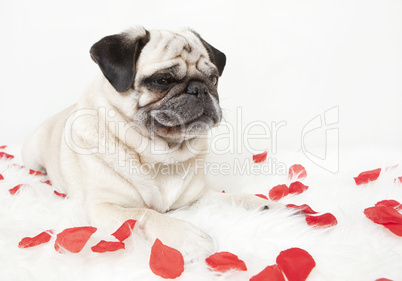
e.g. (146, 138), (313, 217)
(136, 30), (218, 79)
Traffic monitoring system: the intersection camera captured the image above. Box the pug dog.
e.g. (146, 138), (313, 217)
(22, 27), (279, 256)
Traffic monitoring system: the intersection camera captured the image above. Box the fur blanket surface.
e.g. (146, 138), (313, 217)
(0, 144), (401, 281)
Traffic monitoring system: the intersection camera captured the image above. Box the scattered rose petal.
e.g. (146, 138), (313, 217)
(9, 184), (22, 195)
(253, 151), (268, 163)
(289, 181), (309, 194)
(54, 191), (67, 198)
(42, 180), (52, 186)
(375, 200), (402, 211)
(91, 240), (125, 253)
(364, 205), (402, 236)
(149, 238), (184, 279)
(375, 278), (393, 281)
(382, 223), (402, 236)
(29, 169), (43, 176)
(206, 251), (247, 273)
(288, 164), (307, 180)
(0, 145), (7, 149)
(286, 204), (318, 215)
(18, 230), (53, 248)
(0, 174), (3, 180)
(111, 219), (137, 242)
(250, 264), (285, 281)
(394, 177), (402, 184)
(255, 194), (268, 200)
(354, 168), (381, 185)
(9, 184), (31, 195)
(269, 184), (289, 201)
(306, 213), (338, 228)
(0, 152), (14, 160)
(54, 226), (97, 253)
(276, 248), (316, 281)
(222, 190), (226, 193)
(364, 206), (402, 225)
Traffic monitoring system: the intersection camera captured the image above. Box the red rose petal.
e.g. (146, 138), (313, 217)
(206, 251), (247, 273)
(18, 230), (53, 248)
(41, 180), (52, 186)
(29, 169), (43, 176)
(54, 226), (97, 253)
(375, 200), (402, 211)
(276, 248), (315, 281)
(269, 184), (289, 201)
(288, 164), (307, 180)
(354, 168), (381, 185)
(9, 184), (31, 195)
(289, 181), (309, 194)
(149, 238), (184, 279)
(0, 152), (14, 160)
(111, 219), (137, 242)
(255, 194), (268, 200)
(91, 240), (125, 253)
(222, 190), (226, 193)
(286, 204), (318, 215)
(364, 204), (402, 236)
(9, 184), (22, 195)
(253, 151), (268, 163)
(364, 206), (402, 225)
(0, 145), (7, 149)
(250, 264), (285, 281)
(0, 174), (4, 180)
(376, 278), (393, 281)
(394, 177), (402, 184)
(383, 223), (402, 237)
(306, 213), (338, 228)
(54, 190), (67, 198)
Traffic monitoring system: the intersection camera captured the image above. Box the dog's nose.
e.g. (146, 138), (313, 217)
(186, 81), (208, 98)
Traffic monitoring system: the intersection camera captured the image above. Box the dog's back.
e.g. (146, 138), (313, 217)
(22, 105), (76, 189)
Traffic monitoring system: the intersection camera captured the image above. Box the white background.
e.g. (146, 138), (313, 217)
(0, 0), (401, 154)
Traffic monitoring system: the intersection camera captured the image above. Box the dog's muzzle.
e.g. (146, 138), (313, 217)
(150, 80), (220, 129)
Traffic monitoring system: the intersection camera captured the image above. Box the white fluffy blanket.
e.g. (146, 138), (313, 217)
(1, 145), (401, 281)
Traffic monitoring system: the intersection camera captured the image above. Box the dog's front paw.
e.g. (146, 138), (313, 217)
(142, 214), (215, 258)
(172, 221), (215, 257)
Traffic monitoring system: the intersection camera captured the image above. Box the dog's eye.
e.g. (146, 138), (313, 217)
(153, 76), (175, 87)
(209, 76), (218, 86)
(154, 78), (170, 86)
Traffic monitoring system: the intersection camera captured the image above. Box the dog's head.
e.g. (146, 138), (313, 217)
(90, 27), (226, 143)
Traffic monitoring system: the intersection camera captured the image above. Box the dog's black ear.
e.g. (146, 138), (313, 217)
(90, 29), (150, 92)
(193, 32), (226, 77)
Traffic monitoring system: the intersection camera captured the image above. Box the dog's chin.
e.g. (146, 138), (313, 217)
(151, 115), (219, 143)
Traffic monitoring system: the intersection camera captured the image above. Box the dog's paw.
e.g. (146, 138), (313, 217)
(235, 194), (284, 211)
(142, 214), (215, 258)
(172, 221), (215, 257)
